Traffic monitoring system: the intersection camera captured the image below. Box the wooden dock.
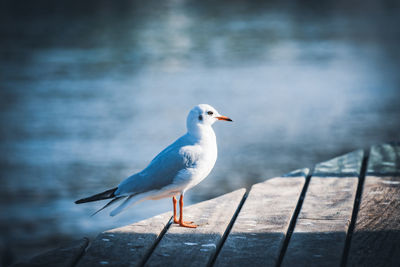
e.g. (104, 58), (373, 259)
(16, 143), (400, 267)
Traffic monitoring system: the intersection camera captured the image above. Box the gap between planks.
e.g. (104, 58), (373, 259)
(207, 191), (249, 267)
(138, 216), (173, 267)
(340, 148), (369, 267)
(275, 166), (314, 267)
(72, 240), (90, 267)
(139, 190), (248, 267)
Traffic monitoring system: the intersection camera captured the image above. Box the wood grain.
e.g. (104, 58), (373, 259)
(76, 212), (171, 267)
(313, 149), (363, 177)
(14, 238), (89, 267)
(282, 177), (358, 267)
(347, 176), (400, 266)
(367, 143), (400, 175)
(214, 175), (307, 266)
(144, 189), (245, 267)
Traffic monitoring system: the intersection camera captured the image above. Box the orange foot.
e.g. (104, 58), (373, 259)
(174, 218), (194, 225)
(179, 221), (198, 228)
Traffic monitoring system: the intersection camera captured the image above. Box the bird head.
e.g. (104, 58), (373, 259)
(186, 104), (232, 134)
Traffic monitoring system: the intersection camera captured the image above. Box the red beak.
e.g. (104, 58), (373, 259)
(216, 116), (233, 122)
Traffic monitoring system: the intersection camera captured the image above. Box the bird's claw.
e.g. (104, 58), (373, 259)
(179, 222), (198, 228)
(174, 219), (194, 225)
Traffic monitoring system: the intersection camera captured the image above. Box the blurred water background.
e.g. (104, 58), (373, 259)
(1, 0), (400, 264)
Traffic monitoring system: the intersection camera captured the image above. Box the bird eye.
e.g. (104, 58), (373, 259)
(207, 111), (213, 115)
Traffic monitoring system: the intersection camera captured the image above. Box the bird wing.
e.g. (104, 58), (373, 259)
(115, 134), (199, 197)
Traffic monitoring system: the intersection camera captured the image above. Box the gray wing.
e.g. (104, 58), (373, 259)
(115, 134), (196, 196)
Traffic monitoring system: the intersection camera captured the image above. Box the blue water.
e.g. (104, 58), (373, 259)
(1, 0), (399, 263)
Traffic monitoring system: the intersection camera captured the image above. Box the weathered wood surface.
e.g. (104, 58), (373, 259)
(13, 238), (89, 267)
(282, 150), (363, 267)
(367, 143), (400, 175)
(347, 176), (400, 267)
(283, 167), (310, 177)
(76, 213), (171, 267)
(313, 149), (363, 177)
(282, 177), (358, 267)
(15, 144), (400, 267)
(144, 189), (245, 267)
(347, 143), (400, 266)
(214, 172), (308, 266)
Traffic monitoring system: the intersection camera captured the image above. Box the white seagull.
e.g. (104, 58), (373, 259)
(75, 104), (232, 228)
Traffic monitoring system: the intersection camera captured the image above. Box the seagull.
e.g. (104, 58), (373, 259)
(75, 104), (232, 228)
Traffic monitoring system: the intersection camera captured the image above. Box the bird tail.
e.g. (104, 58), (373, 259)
(110, 192), (149, 216)
(90, 196), (125, 217)
(75, 187), (118, 204)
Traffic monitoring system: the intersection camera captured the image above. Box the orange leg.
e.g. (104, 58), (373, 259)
(172, 196), (194, 225)
(179, 194), (197, 228)
(172, 196), (179, 223)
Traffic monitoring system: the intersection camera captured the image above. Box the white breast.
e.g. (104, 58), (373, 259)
(181, 128), (218, 192)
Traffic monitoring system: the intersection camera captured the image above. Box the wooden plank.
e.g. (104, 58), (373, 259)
(314, 149), (364, 177)
(347, 176), (400, 266)
(282, 150), (363, 266)
(76, 213), (171, 267)
(296, 177), (358, 221)
(346, 143), (400, 266)
(14, 238), (89, 267)
(214, 172), (308, 266)
(284, 167), (310, 177)
(367, 143), (400, 175)
(144, 188), (246, 267)
(282, 177), (358, 266)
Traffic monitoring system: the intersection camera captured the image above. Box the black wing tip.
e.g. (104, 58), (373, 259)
(74, 187), (118, 204)
(75, 199), (85, 204)
(75, 197), (92, 204)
